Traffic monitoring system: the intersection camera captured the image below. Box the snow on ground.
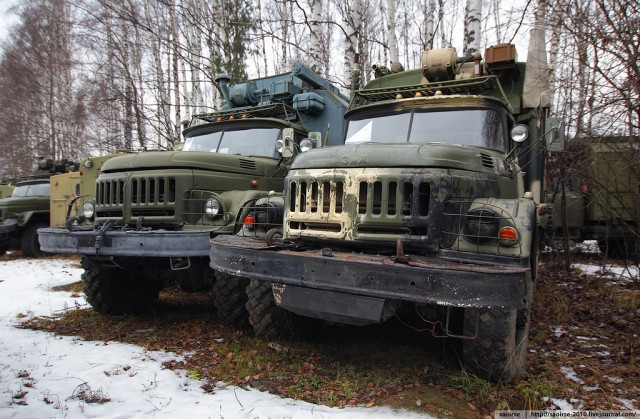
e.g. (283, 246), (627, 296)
(0, 257), (432, 419)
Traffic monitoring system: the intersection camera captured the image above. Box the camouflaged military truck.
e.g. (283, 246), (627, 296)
(38, 64), (348, 316)
(0, 159), (78, 256)
(209, 32), (562, 382)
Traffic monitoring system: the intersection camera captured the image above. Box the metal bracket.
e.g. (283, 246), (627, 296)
(169, 257), (191, 271)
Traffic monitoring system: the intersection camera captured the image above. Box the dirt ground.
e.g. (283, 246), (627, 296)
(14, 252), (640, 418)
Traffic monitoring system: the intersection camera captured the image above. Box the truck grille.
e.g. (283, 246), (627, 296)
(290, 179), (429, 218)
(286, 170), (436, 244)
(96, 176), (176, 218)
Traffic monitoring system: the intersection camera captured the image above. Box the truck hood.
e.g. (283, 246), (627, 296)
(0, 196), (49, 215)
(292, 143), (504, 174)
(101, 151), (277, 176)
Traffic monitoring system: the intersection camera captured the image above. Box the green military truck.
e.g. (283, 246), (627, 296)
(209, 33), (561, 382)
(547, 136), (639, 258)
(0, 159), (77, 256)
(38, 64), (348, 316)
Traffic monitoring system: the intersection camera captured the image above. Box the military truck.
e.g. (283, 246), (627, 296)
(0, 158), (78, 256)
(38, 63), (348, 316)
(50, 154), (126, 228)
(546, 136), (640, 258)
(209, 32), (561, 382)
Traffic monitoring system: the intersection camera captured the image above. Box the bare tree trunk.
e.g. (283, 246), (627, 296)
(308, 0), (324, 73)
(424, 0), (436, 50)
(386, 0), (399, 64)
(343, 0), (362, 91)
(463, 0), (482, 56)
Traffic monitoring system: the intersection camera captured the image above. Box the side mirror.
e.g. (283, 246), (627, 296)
(546, 118), (565, 151)
(309, 132), (322, 147)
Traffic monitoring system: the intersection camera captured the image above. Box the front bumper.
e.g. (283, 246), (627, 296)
(210, 235), (531, 312)
(38, 227), (212, 257)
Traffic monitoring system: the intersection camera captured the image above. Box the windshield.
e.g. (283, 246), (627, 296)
(183, 127), (283, 158)
(345, 109), (506, 151)
(12, 183), (50, 197)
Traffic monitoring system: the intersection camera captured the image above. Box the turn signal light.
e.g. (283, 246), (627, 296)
(498, 226), (518, 246)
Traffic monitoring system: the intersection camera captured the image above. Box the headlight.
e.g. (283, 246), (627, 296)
(83, 201), (95, 220)
(510, 125), (529, 143)
(275, 139), (284, 154)
(299, 139), (313, 152)
(463, 208), (499, 243)
(204, 197), (222, 218)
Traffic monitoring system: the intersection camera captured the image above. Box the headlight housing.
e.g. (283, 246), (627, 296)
(463, 208), (499, 243)
(204, 197), (222, 219)
(82, 201), (95, 220)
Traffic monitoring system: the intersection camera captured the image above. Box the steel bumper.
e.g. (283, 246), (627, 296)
(38, 227), (212, 257)
(209, 234), (531, 310)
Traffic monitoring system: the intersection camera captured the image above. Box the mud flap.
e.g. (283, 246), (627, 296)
(272, 283), (386, 326)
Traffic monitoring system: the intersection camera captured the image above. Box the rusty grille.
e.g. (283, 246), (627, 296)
(289, 178), (430, 218)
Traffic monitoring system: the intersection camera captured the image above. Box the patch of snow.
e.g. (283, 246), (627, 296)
(559, 366), (585, 384)
(553, 326), (568, 338)
(606, 376), (624, 384)
(0, 258), (432, 418)
(615, 397), (639, 410)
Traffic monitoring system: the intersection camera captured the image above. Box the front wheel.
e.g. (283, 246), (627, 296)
(212, 272), (250, 328)
(245, 279), (296, 339)
(462, 306), (530, 383)
(81, 257), (160, 314)
(20, 222), (47, 257)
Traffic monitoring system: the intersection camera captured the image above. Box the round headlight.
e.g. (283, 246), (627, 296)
(299, 139), (314, 152)
(510, 125), (529, 143)
(204, 197), (222, 218)
(463, 208), (499, 243)
(83, 201), (95, 220)
(275, 139), (284, 154)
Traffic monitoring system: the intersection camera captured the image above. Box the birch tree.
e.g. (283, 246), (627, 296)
(463, 0), (482, 55)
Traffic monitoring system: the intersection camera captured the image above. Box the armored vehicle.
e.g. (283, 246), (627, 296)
(209, 33), (560, 382)
(0, 159), (77, 256)
(38, 64), (348, 316)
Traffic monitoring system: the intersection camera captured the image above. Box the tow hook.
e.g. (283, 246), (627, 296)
(265, 228), (284, 246)
(394, 238), (410, 264)
(95, 220), (114, 251)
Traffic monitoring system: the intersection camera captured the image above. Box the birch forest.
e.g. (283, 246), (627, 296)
(0, 0), (637, 178)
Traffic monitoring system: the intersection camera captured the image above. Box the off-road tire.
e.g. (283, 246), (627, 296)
(213, 272), (250, 327)
(174, 263), (215, 293)
(20, 222), (47, 257)
(245, 279), (295, 339)
(463, 306), (530, 382)
(81, 256), (160, 314)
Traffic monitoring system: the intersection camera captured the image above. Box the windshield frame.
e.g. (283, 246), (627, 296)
(344, 104), (510, 152)
(11, 182), (50, 197)
(181, 120), (309, 159)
